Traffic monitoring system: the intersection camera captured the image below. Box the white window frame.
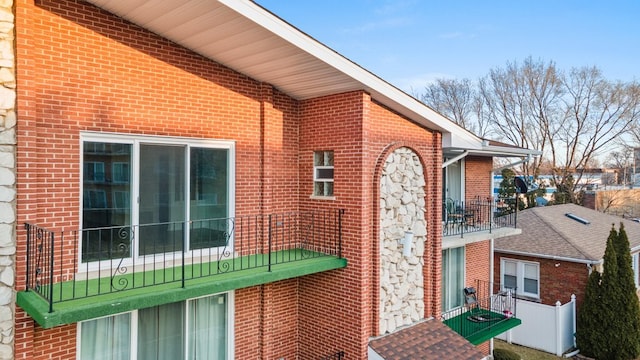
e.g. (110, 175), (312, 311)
(312, 150), (334, 198)
(80, 132), (236, 270)
(500, 258), (540, 299)
(76, 291), (235, 360)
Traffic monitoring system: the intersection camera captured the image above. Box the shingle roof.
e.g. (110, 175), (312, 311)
(368, 319), (485, 360)
(495, 203), (640, 262)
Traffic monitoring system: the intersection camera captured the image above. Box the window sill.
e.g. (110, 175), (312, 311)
(310, 195), (336, 201)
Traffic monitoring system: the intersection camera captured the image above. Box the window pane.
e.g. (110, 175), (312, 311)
(504, 261), (517, 276)
(138, 302), (185, 360)
(83, 142), (132, 262)
(190, 148), (229, 250)
(188, 294), (227, 359)
(503, 275), (517, 290)
(80, 313), (131, 360)
(323, 151), (334, 166)
(524, 263), (538, 279)
(524, 278), (538, 294)
(315, 168), (334, 180)
(441, 247), (464, 311)
(139, 145), (186, 255)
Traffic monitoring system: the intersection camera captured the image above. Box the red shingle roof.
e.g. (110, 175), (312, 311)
(369, 319), (485, 360)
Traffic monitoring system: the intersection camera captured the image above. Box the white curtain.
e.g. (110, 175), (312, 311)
(445, 160), (462, 202)
(188, 294), (227, 359)
(138, 302), (184, 360)
(80, 313), (131, 360)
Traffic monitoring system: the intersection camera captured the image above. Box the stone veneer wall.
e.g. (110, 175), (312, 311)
(0, 0), (14, 359)
(379, 147), (426, 334)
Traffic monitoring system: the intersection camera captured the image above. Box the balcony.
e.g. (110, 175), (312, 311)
(442, 280), (521, 345)
(443, 198), (518, 238)
(18, 209), (346, 328)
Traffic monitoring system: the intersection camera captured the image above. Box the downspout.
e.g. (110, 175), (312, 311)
(489, 237), (495, 354)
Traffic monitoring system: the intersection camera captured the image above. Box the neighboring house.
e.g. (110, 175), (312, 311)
(494, 203), (640, 312)
(4, 1), (538, 359)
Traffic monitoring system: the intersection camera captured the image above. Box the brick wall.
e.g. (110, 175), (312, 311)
(466, 241), (491, 287)
(297, 95), (443, 358)
(16, 1), (447, 359)
(15, 1), (299, 358)
(465, 156), (493, 202)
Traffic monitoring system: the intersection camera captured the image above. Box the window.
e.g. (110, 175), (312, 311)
(82, 134), (234, 263)
(442, 247), (465, 311)
(501, 258), (539, 298)
(84, 161), (105, 182)
(112, 162), (130, 183)
(313, 151), (334, 197)
(78, 293), (232, 360)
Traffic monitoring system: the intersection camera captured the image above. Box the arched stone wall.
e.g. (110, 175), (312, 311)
(379, 147), (426, 334)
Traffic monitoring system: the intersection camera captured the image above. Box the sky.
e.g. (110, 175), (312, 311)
(255, 1), (640, 94)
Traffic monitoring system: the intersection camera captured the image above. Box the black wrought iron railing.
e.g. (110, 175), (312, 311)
(442, 279), (518, 342)
(319, 351), (345, 360)
(442, 198), (517, 237)
(24, 209), (344, 312)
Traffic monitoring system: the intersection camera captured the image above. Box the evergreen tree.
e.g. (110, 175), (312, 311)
(577, 225), (640, 359)
(599, 227), (620, 359)
(611, 223), (640, 359)
(576, 269), (602, 358)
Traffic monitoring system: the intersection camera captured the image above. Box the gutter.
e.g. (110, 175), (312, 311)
(495, 248), (602, 266)
(492, 154), (533, 173)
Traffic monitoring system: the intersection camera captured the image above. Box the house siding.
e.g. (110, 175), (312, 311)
(493, 253), (589, 310)
(14, 1), (454, 360)
(465, 156), (493, 202)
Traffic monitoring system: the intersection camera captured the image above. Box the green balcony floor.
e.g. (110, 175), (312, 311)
(443, 308), (522, 345)
(17, 249), (347, 328)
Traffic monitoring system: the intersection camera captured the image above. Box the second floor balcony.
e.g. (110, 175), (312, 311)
(443, 198), (518, 238)
(442, 279), (522, 345)
(18, 209), (346, 328)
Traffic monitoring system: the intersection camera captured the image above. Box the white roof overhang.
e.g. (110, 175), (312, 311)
(84, 0), (483, 150)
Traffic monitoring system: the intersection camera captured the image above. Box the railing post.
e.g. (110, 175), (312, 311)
(24, 224), (31, 291)
(182, 221), (186, 289)
(268, 214), (272, 272)
(48, 231), (55, 313)
(338, 209), (344, 258)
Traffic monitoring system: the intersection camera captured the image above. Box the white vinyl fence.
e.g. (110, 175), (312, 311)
(497, 295), (576, 356)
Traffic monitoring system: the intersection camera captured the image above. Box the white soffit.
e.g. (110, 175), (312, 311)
(84, 0), (482, 148)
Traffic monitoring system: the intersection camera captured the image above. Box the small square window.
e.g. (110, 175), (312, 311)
(313, 151), (334, 196)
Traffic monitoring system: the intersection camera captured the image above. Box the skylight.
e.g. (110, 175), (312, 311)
(565, 213), (590, 225)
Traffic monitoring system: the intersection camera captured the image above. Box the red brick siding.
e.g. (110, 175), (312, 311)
(466, 240), (491, 286)
(493, 253), (588, 310)
(16, 1), (445, 359)
(297, 95), (442, 358)
(465, 156), (493, 202)
(16, 1), (298, 359)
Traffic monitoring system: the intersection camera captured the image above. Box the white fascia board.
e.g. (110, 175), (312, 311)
(219, 0), (482, 145)
(479, 145), (542, 157)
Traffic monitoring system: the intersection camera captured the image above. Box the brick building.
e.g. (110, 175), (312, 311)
(6, 1), (538, 359)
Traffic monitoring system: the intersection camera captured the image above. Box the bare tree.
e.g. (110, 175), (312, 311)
(415, 57), (640, 204)
(553, 67), (640, 199)
(478, 57), (563, 179)
(418, 78), (492, 136)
